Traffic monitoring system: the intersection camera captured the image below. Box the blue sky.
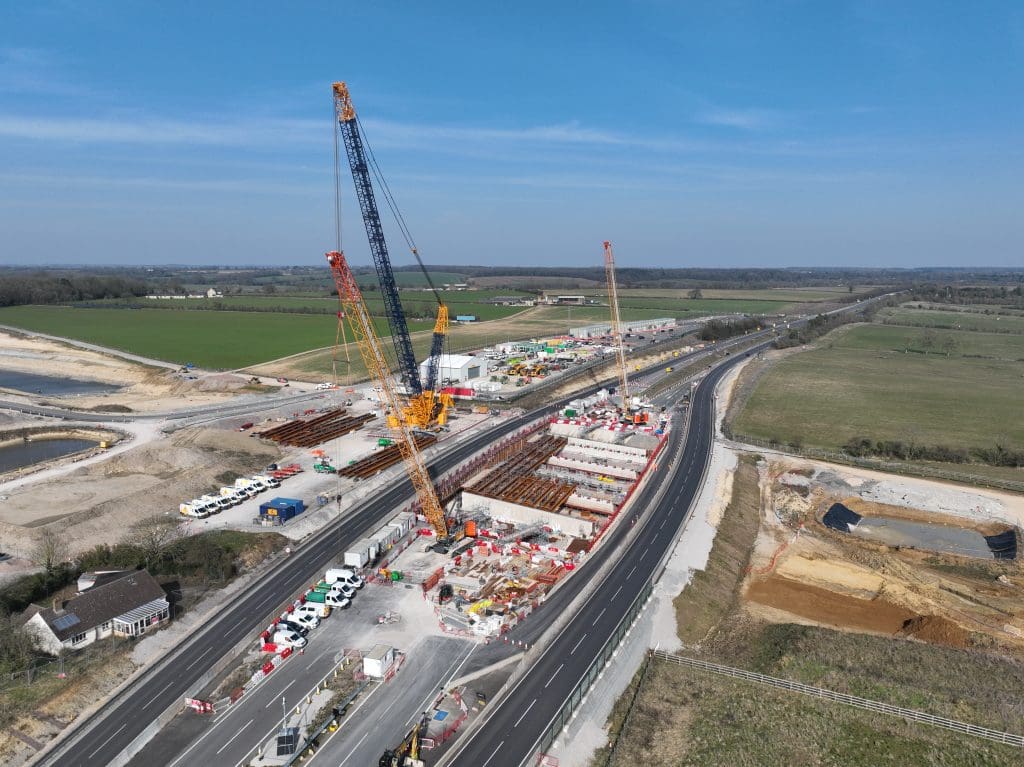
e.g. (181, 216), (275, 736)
(1, 1), (1021, 268)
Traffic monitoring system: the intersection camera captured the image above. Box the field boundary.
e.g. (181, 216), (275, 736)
(651, 650), (1024, 748)
(727, 433), (1024, 493)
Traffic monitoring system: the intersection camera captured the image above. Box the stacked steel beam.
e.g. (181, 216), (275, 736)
(337, 433), (437, 479)
(257, 409), (374, 447)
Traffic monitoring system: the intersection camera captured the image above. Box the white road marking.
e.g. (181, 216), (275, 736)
(404, 649), (469, 726)
(215, 718), (253, 755)
(481, 739), (505, 767)
(611, 586), (623, 600)
(184, 646), (213, 670)
(544, 663), (564, 689)
(641, 547), (649, 559)
(88, 723), (126, 760)
(513, 698), (537, 728)
(627, 565), (637, 579)
(592, 607), (607, 626)
(570, 633), (588, 654)
(338, 731), (368, 765)
(659, 519), (667, 529)
(141, 681), (172, 709)
(266, 679), (296, 707)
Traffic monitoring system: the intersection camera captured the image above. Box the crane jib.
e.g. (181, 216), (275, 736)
(337, 115), (423, 396)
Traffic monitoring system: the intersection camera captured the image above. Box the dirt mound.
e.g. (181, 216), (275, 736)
(899, 616), (970, 649)
(746, 575), (917, 635)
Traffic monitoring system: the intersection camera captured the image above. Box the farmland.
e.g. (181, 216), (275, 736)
(731, 323), (1024, 456)
(880, 306), (1024, 334)
(0, 305), (429, 370)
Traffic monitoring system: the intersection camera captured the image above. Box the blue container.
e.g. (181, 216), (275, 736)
(259, 497), (306, 519)
(455, 315), (477, 322)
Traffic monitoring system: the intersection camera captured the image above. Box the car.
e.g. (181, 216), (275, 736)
(315, 382), (334, 390)
(331, 583), (357, 600)
(290, 611), (320, 630)
(272, 630), (307, 649)
(277, 619), (309, 637)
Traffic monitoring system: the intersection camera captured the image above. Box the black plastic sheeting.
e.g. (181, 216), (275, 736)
(984, 529), (1019, 560)
(822, 502), (862, 532)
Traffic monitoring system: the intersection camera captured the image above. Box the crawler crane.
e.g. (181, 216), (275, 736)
(332, 81), (451, 429)
(604, 240), (631, 409)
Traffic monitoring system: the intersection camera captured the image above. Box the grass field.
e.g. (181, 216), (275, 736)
(579, 286), (876, 303)
(0, 305), (429, 369)
(127, 291), (530, 321)
(731, 323), (1024, 453)
(881, 307), (1024, 334)
(604, 659), (1022, 767)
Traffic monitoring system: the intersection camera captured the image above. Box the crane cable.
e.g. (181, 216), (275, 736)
(356, 118), (442, 305)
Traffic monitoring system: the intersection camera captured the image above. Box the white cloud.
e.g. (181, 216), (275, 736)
(695, 107), (787, 131)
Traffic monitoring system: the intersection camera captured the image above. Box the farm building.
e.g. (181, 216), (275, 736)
(569, 318), (677, 339)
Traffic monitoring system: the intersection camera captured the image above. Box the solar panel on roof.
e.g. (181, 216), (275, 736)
(52, 614), (81, 631)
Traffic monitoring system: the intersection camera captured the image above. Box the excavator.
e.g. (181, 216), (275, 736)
(332, 81), (452, 430)
(378, 715), (428, 767)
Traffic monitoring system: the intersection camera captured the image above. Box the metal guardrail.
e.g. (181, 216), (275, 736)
(525, 580), (655, 765)
(727, 433), (1024, 493)
(650, 650), (1024, 748)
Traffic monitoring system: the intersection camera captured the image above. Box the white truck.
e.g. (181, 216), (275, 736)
(251, 474), (281, 489)
(325, 567), (365, 590)
(233, 478), (262, 497)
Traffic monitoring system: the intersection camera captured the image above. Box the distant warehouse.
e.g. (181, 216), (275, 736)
(569, 318), (676, 339)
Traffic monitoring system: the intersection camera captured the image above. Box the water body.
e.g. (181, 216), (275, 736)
(0, 438), (99, 473)
(0, 369), (121, 396)
(851, 516), (998, 560)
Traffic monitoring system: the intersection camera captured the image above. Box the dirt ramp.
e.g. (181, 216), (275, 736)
(898, 616), (970, 649)
(746, 576), (917, 635)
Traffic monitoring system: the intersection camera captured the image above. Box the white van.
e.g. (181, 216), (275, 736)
(200, 494), (227, 513)
(219, 487), (244, 505)
(252, 474), (281, 489)
(325, 568), (364, 590)
(324, 592), (351, 609)
(191, 498), (217, 516)
(178, 501), (209, 519)
(272, 629), (307, 649)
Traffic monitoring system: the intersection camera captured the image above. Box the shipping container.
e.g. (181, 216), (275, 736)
(455, 314), (477, 322)
(258, 497), (305, 519)
(344, 537), (375, 568)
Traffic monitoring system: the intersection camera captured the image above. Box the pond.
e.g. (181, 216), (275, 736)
(0, 369), (121, 396)
(0, 438), (99, 473)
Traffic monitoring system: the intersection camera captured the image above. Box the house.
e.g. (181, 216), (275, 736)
(23, 570), (169, 654)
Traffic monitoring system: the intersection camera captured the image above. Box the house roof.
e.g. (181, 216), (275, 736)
(34, 570), (166, 641)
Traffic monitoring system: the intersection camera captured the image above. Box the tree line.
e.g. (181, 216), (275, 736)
(843, 437), (1023, 468)
(0, 272), (152, 307)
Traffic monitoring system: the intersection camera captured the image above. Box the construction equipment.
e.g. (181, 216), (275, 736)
(603, 241), (630, 408)
(379, 715), (428, 766)
(313, 459), (336, 474)
(326, 250), (451, 544)
(332, 81), (451, 429)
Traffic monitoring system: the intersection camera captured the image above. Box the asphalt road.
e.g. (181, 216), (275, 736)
(445, 343), (753, 767)
(41, 295), (891, 766)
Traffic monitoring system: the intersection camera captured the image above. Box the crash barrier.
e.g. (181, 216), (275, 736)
(524, 579), (654, 766)
(280, 680), (370, 767)
(650, 650), (1024, 748)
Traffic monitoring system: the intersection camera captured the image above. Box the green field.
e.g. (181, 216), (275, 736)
(881, 307), (1024, 334)
(732, 323), (1024, 453)
(0, 305), (429, 369)
(580, 286), (875, 303)
(128, 291), (530, 322)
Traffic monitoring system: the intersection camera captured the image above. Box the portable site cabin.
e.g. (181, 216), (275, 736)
(362, 644), (396, 679)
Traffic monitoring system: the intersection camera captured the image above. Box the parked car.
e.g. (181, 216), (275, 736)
(290, 611), (320, 631)
(277, 619), (309, 637)
(272, 630), (307, 649)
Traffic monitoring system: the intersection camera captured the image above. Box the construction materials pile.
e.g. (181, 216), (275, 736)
(337, 434), (437, 479)
(464, 435), (575, 511)
(257, 409), (374, 447)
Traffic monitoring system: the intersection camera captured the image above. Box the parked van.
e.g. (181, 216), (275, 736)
(251, 475), (281, 490)
(272, 630), (307, 649)
(191, 497), (217, 516)
(200, 494), (228, 513)
(178, 501), (210, 519)
(325, 568), (364, 590)
(220, 487), (244, 505)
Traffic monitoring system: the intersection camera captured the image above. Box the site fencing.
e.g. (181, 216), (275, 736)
(0, 635), (132, 695)
(728, 433), (1024, 494)
(650, 650), (1024, 749)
